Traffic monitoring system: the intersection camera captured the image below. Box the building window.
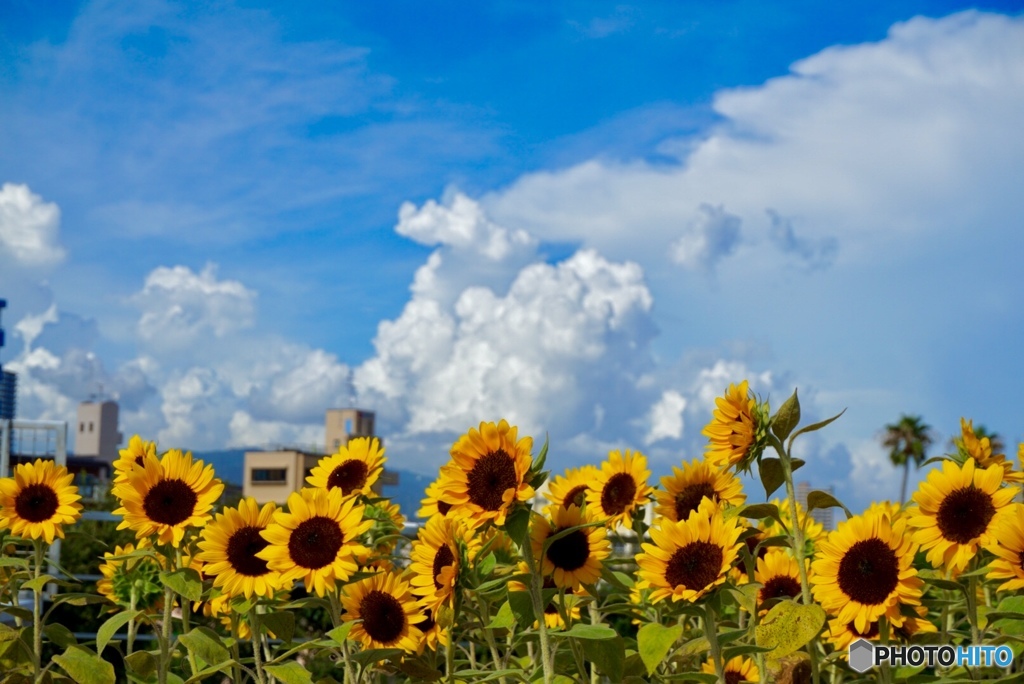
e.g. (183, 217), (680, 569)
(333, 438), (341, 450)
(89, 422), (94, 432)
(345, 418), (353, 434)
(251, 468), (287, 483)
(79, 423), (84, 432)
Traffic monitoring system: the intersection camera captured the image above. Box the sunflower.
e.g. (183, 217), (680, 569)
(306, 437), (385, 497)
(530, 504), (610, 591)
(0, 458), (83, 543)
(957, 418), (1024, 483)
(864, 500), (903, 521)
(257, 487), (372, 597)
(983, 502), (1024, 591)
(509, 565), (582, 629)
(437, 420), (535, 528)
(418, 477), (455, 519)
(96, 542), (164, 612)
(824, 605), (935, 654)
(545, 465), (599, 512)
(635, 498), (744, 603)
(760, 498), (826, 546)
(340, 571), (425, 652)
(753, 548), (807, 614)
(408, 515), (469, 612)
(701, 655), (759, 683)
(586, 449), (652, 530)
(357, 499), (407, 565)
(701, 380), (767, 470)
(197, 497), (281, 599)
(907, 457), (1018, 574)
(654, 457), (745, 523)
(810, 511), (923, 634)
(413, 605), (449, 654)
(112, 435), (158, 484)
(112, 449), (223, 547)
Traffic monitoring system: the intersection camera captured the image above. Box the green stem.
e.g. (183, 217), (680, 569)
(476, 593), (506, 682)
(967, 573), (981, 645)
(159, 577), (173, 684)
(522, 520), (554, 684)
(703, 601), (725, 684)
(249, 609), (268, 684)
(230, 613), (243, 684)
(32, 539), (43, 683)
(127, 583), (138, 657)
(879, 616), (892, 684)
(175, 547), (199, 678)
(328, 593), (355, 684)
(771, 434), (821, 684)
(589, 600), (601, 684)
(446, 626), (456, 684)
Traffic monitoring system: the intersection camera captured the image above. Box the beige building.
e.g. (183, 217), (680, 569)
(242, 449), (321, 504)
(75, 400), (122, 463)
(324, 408), (375, 454)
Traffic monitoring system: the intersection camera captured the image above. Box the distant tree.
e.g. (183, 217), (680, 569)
(882, 415), (933, 504)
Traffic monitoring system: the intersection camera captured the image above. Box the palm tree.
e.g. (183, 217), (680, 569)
(882, 415), (933, 504)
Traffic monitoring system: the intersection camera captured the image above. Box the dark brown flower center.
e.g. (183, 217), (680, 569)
(420, 608), (435, 632)
(466, 449), (518, 511)
(432, 543), (455, 590)
(14, 484), (59, 523)
(936, 486), (995, 544)
(759, 575), (802, 605)
(664, 541), (723, 591)
(134, 455), (146, 466)
(360, 589), (407, 644)
(674, 482), (717, 521)
(837, 537), (899, 605)
(725, 672), (745, 684)
(546, 529), (590, 572)
(853, 621), (880, 639)
(563, 485), (588, 509)
(1018, 549), (1024, 571)
(288, 515), (344, 569)
(600, 473), (637, 516)
(327, 459), (369, 495)
(226, 525), (271, 576)
(437, 500), (453, 516)
(142, 479), (198, 526)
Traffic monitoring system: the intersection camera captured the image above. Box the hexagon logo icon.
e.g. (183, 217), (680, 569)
(849, 638), (875, 673)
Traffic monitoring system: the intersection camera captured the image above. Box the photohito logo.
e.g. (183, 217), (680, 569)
(848, 639), (1014, 673)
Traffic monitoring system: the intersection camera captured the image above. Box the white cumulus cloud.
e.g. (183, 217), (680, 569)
(0, 183), (65, 267)
(645, 390), (687, 444)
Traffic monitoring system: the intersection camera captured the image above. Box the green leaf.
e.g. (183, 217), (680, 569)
(791, 457), (806, 473)
(738, 503), (782, 522)
(637, 623), (683, 676)
(599, 565), (635, 590)
(53, 646), (116, 684)
(925, 577), (965, 592)
(476, 552), (497, 577)
(723, 644), (774, 660)
(178, 627), (229, 667)
(787, 408), (846, 451)
(754, 600), (826, 659)
(349, 648), (403, 665)
(396, 658), (443, 682)
(581, 636), (625, 681)
(21, 573), (56, 592)
(488, 601), (516, 630)
(264, 662), (314, 684)
(758, 458), (786, 498)
(805, 490), (852, 519)
(96, 610), (141, 656)
(159, 568), (204, 602)
(504, 506), (531, 548)
(260, 610), (295, 643)
(533, 434), (549, 475)
(0, 622), (21, 643)
(508, 590), (535, 629)
(50, 593), (112, 607)
(43, 623), (77, 649)
(771, 389), (801, 441)
(552, 624), (618, 640)
(327, 622), (355, 645)
(0, 556), (29, 569)
(124, 651), (158, 677)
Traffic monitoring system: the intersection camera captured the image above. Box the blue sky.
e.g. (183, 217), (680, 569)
(2, 0), (1023, 511)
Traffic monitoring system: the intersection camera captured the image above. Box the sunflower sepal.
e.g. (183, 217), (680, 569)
(785, 408), (846, 453)
(771, 389), (801, 442)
